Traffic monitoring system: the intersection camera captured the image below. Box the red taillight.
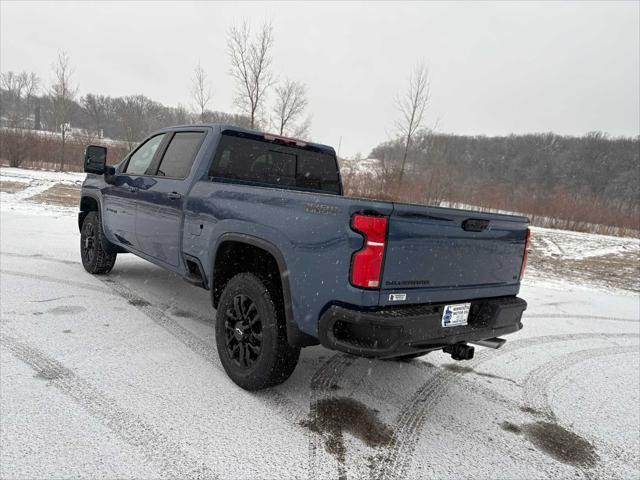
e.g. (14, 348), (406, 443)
(350, 214), (388, 289)
(264, 133), (307, 147)
(520, 228), (531, 280)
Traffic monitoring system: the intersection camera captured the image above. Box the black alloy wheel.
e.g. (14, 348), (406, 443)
(215, 272), (300, 390)
(79, 211), (117, 274)
(224, 294), (263, 368)
(81, 221), (96, 265)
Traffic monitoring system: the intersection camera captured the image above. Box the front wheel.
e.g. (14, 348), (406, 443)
(215, 273), (300, 390)
(80, 211), (117, 274)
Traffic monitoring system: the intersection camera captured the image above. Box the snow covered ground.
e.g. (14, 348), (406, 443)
(1, 168), (639, 479)
(527, 226), (639, 293)
(0, 167), (84, 215)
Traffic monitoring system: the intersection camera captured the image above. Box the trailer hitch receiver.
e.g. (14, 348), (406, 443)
(443, 343), (475, 361)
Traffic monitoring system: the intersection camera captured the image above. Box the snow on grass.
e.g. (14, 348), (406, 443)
(1, 167), (83, 216)
(530, 225), (639, 260)
(1, 166), (86, 185)
(339, 157), (382, 177)
(526, 226), (639, 294)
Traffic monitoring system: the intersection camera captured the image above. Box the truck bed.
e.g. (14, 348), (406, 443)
(183, 179), (528, 335)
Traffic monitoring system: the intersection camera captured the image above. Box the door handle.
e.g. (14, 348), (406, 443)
(128, 186), (138, 193)
(167, 192), (182, 200)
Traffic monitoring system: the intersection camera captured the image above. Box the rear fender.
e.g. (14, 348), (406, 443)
(212, 232), (317, 348)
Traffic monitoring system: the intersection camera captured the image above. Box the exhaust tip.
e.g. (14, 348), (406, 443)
(470, 337), (507, 350)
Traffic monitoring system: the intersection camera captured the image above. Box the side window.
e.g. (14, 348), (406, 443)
(125, 134), (165, 175)
(156, 132), (206, 179)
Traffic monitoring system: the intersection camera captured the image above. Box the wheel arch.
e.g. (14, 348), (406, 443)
(211, 233), (318, 348)
(79, 193), (126, 254)
(79, 194), (101, 232)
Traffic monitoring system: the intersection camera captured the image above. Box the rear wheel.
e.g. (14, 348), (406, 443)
(80, 211), (117, 274)
(215, 273), (300, 390)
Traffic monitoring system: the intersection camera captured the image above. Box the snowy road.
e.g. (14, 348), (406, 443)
(1, 205), (639, 479)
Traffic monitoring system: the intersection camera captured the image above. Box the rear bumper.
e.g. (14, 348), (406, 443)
(318, 296), (527, 358)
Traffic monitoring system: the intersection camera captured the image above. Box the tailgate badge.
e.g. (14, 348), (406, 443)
(389, 293), (407, 301)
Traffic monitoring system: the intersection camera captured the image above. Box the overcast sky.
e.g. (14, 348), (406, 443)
(1, 1), (638, 157)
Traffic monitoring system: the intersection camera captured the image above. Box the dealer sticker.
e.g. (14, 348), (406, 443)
(441, 303), (471, 327)
(389, 293), (407, 301)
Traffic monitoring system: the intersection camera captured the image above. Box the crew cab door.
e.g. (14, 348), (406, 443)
(134, 130), (206, 267)
(102, 133), (166, 249)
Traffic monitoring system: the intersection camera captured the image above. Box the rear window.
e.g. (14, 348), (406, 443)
(209, 134), (341, 194)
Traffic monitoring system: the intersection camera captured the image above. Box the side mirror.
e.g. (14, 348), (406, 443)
(84, 145), (107, 174)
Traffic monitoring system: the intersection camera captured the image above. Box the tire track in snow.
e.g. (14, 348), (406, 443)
(2, 252), (307, 425)
(1, 270), (108, 294)
(99, 277), (223, 367)
(522, 345), (640, 475)
(372, 332), (640, 480)
(307, 353), (355, 480)
(523, 345), (639, 420)
(96, 276), (307, 424)
(0, 331), (217, 479)
(2, 251), (80, 265)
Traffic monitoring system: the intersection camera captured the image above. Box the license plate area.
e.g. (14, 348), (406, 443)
(441, 303), (471, 327)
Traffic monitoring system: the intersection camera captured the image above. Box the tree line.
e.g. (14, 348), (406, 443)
(0, 21), (310, 169)
(340, 130), (639, 234)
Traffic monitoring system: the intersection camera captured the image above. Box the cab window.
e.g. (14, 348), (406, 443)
(156, 132), (206, 178)
(124, 134), (165, 175)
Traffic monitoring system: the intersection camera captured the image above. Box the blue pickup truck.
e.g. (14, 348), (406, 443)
(80, 124), (530, 390)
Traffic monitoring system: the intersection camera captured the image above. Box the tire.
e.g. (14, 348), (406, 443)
(80, 211), (117, 274)
(215, 273), (300, 390)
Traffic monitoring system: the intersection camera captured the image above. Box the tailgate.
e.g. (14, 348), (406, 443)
(379, 203), (528, 305)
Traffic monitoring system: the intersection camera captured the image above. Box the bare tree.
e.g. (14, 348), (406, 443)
(272, 79), (308, 136)
(82, 93), (111, 138)
(0, 71), (39, 167)
(1, 71), (40, 128)
(395, 63), (430, 187)
(191, 62), (212, 122)
(227, 21), (274, 129)
(114, 94), (154, 149)
(50, 51), (77, 170)
(173, 103), (191, 125)
(290, 116), (311, 140)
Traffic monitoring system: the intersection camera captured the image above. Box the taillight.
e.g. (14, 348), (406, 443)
(264, 133), (307, 147)
(520, 228), (531, 280)
(350, 214), (388, 289)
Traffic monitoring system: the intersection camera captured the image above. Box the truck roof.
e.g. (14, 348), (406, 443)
(163, 123), (336, 155)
